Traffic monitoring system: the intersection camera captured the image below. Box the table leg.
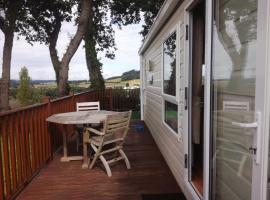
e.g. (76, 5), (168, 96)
(60, 126), (70, 162)
(60, 124), (84, 162)
(82, 128), (90, 168)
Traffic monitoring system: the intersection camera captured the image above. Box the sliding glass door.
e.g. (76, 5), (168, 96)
(209, 0), (267, 199)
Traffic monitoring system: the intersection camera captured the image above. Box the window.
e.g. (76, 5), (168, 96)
(164, 101), (178, 133)
(147, 60), (154, 85)
(163, 31), (178, 135)
(163, 32), (176, 96)
(148, 60), (154, 72)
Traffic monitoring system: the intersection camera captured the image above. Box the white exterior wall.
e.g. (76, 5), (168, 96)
(139, 0), (270, 200)
(140, 1), (195, 199)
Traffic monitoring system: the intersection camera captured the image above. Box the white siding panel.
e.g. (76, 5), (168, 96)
(140, 0), (198, 199)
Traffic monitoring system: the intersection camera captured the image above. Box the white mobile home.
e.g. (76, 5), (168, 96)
(139, 0), (270, 199)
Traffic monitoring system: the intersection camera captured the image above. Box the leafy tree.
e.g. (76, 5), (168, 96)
(18, 0), (91, 96)
(16, 67), (34, 105)
(58, 0), (91, 96)
(84, 0), (113, 90)
(17, 0), (164, 96)
(0, 0), (25, 111)
(17, 0), (74, 88)
(109, 0), (165, 38)
(84, 0), (164, 90)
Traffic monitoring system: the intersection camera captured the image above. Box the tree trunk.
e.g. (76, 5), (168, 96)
(0, 0), (21, 111)
(49, 46), (61, 86)
(84, 25), (105, 90)
(49, 19), (62, 86)
(0, 32), (14, 111)
(58, 0), (91, 96)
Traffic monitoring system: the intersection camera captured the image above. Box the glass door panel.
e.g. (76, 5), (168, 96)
(211, 0), (258, 199)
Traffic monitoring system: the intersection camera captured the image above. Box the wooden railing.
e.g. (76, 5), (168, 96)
(0, 88), (140, 200)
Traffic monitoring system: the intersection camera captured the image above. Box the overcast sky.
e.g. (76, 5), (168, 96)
(0, 21), (143, 80)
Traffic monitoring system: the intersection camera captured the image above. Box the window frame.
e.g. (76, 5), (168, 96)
(162, 29), (178, 99)
(161, 24), (180, 137)
(162, 99), (179, 136)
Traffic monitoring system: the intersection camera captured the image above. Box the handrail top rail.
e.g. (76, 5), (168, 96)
(0, 102), (48, 117)
(0, 88), (139, 118)
(50, 89), (95, 103)
(0, 89), (95, 117)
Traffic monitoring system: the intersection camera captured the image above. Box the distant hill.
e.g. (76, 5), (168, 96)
(106, 76), (121, 81)
(8, 79), (90, 86)
(121, 70), (140, 81)
(106, 70), (140, 81)
(6, 69), (140, 87)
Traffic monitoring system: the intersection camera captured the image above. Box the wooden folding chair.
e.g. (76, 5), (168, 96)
(83, 110), (132, 177)
(76, 101), (100, 151)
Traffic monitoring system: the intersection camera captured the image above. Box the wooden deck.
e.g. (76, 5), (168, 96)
(16, 121), (182, 200)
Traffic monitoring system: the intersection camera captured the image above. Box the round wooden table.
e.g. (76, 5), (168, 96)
(46, 110), (118, 168)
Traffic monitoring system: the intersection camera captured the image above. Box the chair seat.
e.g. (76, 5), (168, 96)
(91, 135), (116, 146)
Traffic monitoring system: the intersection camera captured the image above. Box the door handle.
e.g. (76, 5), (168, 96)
(231, 121), (257, 128)
(232, 112), (261, 164)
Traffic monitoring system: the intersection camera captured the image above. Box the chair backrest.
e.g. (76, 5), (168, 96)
(223, 101), (250, 111)
(103, 110), (132, 142)
(76, 101), (100, 111)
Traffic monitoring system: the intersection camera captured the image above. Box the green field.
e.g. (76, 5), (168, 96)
(105, 78), (140, 88)
(33, 79), (140, 89)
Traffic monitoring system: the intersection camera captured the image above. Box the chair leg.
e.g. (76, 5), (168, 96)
(99, 155), (112, 177)
(89, 144), (100, 169)
(119, 149), (131, 169)
(89, 153), (99, 169)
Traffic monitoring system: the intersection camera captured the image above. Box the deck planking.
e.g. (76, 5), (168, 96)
(17, 121), (182, 200)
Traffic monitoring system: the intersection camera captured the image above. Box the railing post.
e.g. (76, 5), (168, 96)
(0, 127), (4, 200)
(42, 96), (53, 159)
(42, 96), (51, 116)
(69, 92), (75, 111)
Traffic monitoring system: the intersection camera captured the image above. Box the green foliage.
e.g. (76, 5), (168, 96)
(69, 85), (88, 94)
(9, 87), (17, 99)
(109, 0), (165, 37)
(16, 67), (34, 105)
(17, 0), (74, 45)
(42, 88), (58, 98)
(16, 0), (75, 92)
(0, 0), (26, 33)
(121, 70), (140, 81)
(31, 88), (44, 103)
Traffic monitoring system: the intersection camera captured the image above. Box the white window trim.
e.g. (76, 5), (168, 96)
(161, 24), (181, 138)
(162, 99), (179, 137)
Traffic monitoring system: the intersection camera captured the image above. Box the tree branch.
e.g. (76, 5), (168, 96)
(61, 0), (91, 65)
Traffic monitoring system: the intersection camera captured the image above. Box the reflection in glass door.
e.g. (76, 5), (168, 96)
(210, 0), (258, 199)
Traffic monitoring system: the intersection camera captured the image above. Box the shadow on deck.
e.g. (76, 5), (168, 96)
(17, 121), (181, 200)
